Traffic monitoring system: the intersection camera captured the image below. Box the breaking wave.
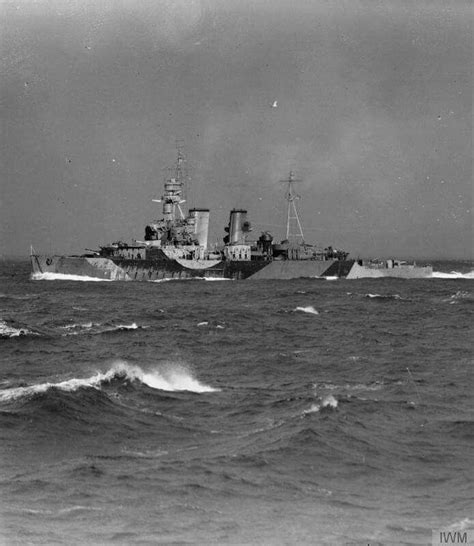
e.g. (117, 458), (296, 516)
(294, 306), (319, 315)
(31, 272), (112, 282)
(0, 361), (218, 403)
(60, 322), (146, 336)
(60, 322), (95, 331)
(0, 319), (36, 338)
(303, 395), (339, 415)
(365, 293), (402, 300)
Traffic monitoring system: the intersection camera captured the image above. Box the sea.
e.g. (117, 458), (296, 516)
(0, 258), (473, 545)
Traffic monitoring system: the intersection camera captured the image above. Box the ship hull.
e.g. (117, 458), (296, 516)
(31, 255), (432, 281)
(346, 262), (433, 279)
(30, 255), (355, 281)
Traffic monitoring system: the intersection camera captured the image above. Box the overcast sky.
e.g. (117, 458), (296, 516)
(1, 0), (472, 258)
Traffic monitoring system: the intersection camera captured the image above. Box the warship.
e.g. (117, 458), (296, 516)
(30, 150), (432, 281)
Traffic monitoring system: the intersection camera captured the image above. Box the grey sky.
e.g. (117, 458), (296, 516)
(1, 0), (472, 258)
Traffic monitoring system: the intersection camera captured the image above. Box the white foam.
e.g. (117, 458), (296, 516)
(0, 374), (105, 402)
(432, 270), (474, 279)
(0, 361), (218, 402)
(295, 306), (319, 315)
(366, 293), (401, 299)
(197, 321), (209, 327)
(0, 319), (33, 338)
(60, 322), (94, 330)
(321, 395), (338, 408)
(31, 272), (112, 282)
(303, 403), (320, 414)
(115, 323), (139, 330)
(60, 322), (143, 336)
(141, 365), (217, 393)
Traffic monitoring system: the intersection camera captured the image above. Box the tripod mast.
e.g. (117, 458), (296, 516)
(281, 171), (305, 242)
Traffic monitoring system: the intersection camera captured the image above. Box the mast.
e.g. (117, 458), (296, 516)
(281, 171), (305, 242)
(156, 143), (188, 222)
(174, 139), (187, 215)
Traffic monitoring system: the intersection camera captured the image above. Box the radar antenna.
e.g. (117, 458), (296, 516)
(280, 171), (305, 242)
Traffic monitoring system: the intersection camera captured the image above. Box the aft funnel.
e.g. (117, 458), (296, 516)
(189, 208), (210, 248)
(228, 209), (251, 244)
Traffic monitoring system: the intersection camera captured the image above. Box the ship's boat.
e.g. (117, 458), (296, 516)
(30, 150), (432, 281)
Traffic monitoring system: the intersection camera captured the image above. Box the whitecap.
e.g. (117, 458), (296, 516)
(303, 403), (320, 415)
(197, 321), (209, 327)
(115, 323), (139, 330)
(141, 364), (218, 393)
(366, 293), (401, 300)
(0, 374), (105, 402)
(294, 306), (319, 315)
(0, 319), (35, 338)
(321, 395), (338, 409)
(60, 322), (94, 330)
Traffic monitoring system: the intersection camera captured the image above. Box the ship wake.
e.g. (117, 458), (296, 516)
(431, 270), (474, 279)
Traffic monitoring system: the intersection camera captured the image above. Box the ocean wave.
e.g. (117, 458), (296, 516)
(446, 518), (474, 531)
(302, 403), (320, 415)
(365, 293), (402, 300)
(442, 290), (473, 304)
(314, 382), (383, 392)
(303, 395), (338, 415)
(120, 448), (169, 459)
(0, 293), (39, 300)
(60, 321), (95, 330)
(31, 272), (112, 282)
(21, 506), (103, 516)
(60, 322), (146, 336)
(0, 361), (218, 402)
(294, 306), (319, 315)
(196, 321), (225, 329)
(432, 270), (474, 279)
(321, 394), (338, 409)
(0, 319), (37, 339)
